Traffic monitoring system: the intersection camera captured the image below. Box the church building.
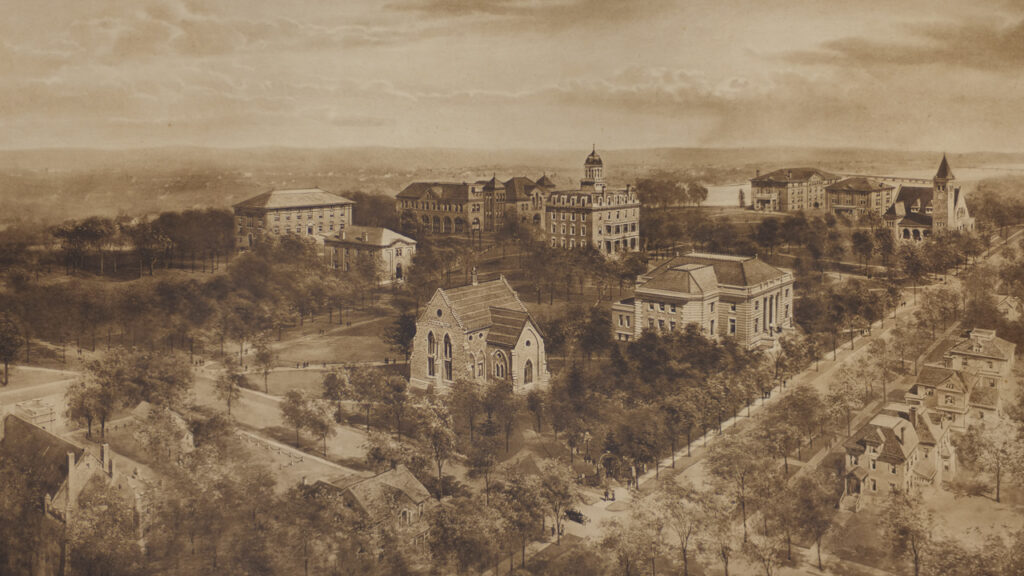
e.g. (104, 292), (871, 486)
(409, 274), (549, 392)
(884, 155), (974, 241)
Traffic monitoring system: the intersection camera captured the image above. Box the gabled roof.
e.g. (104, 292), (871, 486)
(326, 226), (415, 248)
(826, 177), (894, 194)
(0, 414), (85, 498)
(487, 307), (532, 347)
(897, 212), (934, 227)
(536, 174), (557, 188)
(334, 465), (431, 521)
(915, 366), (961, 389)
(504, 177), (539, 202)
(484, 176), (504, 191)
(397, 182), (471, 202)
(935, 155), (955, 180)
(751, 167), (838, 185)
(638, 263), (718, 297)
(885, 185), (932, 217)
(948, 332), (1015, 361)
(660, 253), (789, 287)
(233, 188), (354, 210)
(439, 277), (527, 333)
(844, 410), (919, 464)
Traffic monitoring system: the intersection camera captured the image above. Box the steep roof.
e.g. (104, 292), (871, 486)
(0, 414), (85, 498)
(915, 366), (959, 389)
(844, 411), (919, 464)
(336, 465), (431, 521)
(536, 174), (557, 188)
(826, 177), (894, 194)
(440, 277), (527, 333)
(233, 188), (354, 210)
(396, 182), (471, 202)
(504, 177), (539, 202)
(751, 167), (838, 185)
(885, 185), (933, 218)
(326, 225), (415, 248)
(585, 149), (603, 166)
(668, 253), (789, 287)
(935, 155), (955, 180)
(484, 176), (504, 191)
(639, 263), (718, 297)
(487, 307), (532, 347)
(969, 385), (998, 408)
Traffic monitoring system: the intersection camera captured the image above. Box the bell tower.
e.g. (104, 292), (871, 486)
(932, 154), (956, 230)
(581, 146), (605, 191)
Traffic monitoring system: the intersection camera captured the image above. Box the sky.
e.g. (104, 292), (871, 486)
(1, 0), (1023, 152)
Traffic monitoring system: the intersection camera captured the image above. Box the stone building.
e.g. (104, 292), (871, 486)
(395, 175), (555, 237)
(612, 252), (794, 349)
(825, 177), (895, 217)
(545, 149), (641, 256)
(840, 403), (954, 511)
(311, 465), (433, 550)
(409, 274), (549, 392)
(232, 188), (355, 251)
(749, 168), (840, 212)
(0, 414), (140, 576)
(884, 155), (974, 242)
(324, 225), (416, 285)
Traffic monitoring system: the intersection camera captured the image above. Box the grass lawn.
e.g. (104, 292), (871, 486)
(257, 368), (330, 396)
(2, 365), (78, 389)
(826, 506), (904, 574)
(269, 315), (396, 366)
(925, 484), (1024, 545)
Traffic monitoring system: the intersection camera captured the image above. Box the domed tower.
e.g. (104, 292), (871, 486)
(581, 146), (605, 191)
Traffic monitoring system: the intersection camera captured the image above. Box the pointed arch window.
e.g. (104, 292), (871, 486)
(524, 360), (534, 385)
(443, 335), (453, 381)
(494, 351), (507, 379)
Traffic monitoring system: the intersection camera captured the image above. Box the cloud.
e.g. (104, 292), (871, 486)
(785, 18), (1024, 71)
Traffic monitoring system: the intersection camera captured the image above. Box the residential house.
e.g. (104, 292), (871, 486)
(410, 273), (549, 392)
(612, 252), (794, 349)
(749, 168), (840, 212)
(324, 226), (416, 285)
(232, 188), (355, 251)
(841, 403), (954, 511)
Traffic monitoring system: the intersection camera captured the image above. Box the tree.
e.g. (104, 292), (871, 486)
(214, 362), (246, 416)
(253, 336), (276, 394)
(851, 230), (875, 273)
(883, 490), (932, 576)
(485, 380), (522, 453)
(380, 374), (411, 441)
(659, 480), (705, 576)
(742, 529), (787, 576)
(537, 458), (578, 546)
(791, 470), (836, 570)
(383, 311), (417, 362)
(304, 399), (336, 457)
(526, 388), (545, 433)
(705, 432), (770, 542)
(449, 378), (483, 443)
(66, 380), (100, 438)
(67, 476), (146, 576)
(955, 422), (1023, 503)
(0, 314), (21, 386)
(500, 471), (545, 567)
(321, 370), (349, 422)
(281, 390), (309, 447)
(417, 399), (456, 501)
(466, 435), (501, 506)
(826, 366), (865, 436)
(699, 491), (739, 576)
(347, 365), (384, 432)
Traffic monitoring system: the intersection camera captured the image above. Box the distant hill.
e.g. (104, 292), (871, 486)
(2, 146), (1022, 225)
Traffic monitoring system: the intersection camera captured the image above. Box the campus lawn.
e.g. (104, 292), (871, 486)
(269, 315), (396, 366)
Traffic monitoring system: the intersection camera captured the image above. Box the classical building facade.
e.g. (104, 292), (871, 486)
(825, 177), (896, 217)
(749, 168), (840, 212)
(395, 175), (555, 236)
(232, 188), (355, 251)
(841, 403), (955, 511)
(884, 155), (974, 242)
(409, 275), (549, 392)
(904, 328), (1016, 428)
(324, 225), (416, 285)
(545, 149), (640, 255)
(612, 253), (794, 349)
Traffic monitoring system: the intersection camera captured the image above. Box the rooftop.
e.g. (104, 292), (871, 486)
(325, 225), (415, 248)
(751, 167), (839, 184)
(439, 277), (528, 333)
(648, 252), (789, 287)
(233, 188), (355, 210)
(826, 177), (895, 193)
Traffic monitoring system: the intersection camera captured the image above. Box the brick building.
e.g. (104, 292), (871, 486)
(612, 253), (794, 349)
(884, 155), (974, 242)
(825, 177), (895, 217)
(749, 168), (840, 212)
(232, 188), (355, 251)
(324, 225), (416, 285)
(545, 149), (640, 255)
(409, 274), (549, 392)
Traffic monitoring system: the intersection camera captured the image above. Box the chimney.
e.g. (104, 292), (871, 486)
(101, 443), (114, 476)
(755, 168), (760, 177)
(471, 267), (479, 286)
(909, 406), (917, 429)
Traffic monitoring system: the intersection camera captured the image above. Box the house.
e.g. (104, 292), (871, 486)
(545, 149), (641, 256)
(884, 155), (974, 241)
(0, 414), (140, 575)
(996, 294), (1024, 322)
(324, 226), (416, 285)
(612, 252), (794, 349)
(904, 329), (1016, 428)
(232, 188), (355, 251)
(840, 403), (954, 511)
(409, 273), (550, 392)
(825, 177), (895, 217)
(312, 465), (433, 549)
(130, 401), (195, 456)
(749, 168), (840, 212)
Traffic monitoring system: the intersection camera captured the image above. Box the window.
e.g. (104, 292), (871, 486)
(581, 226), (586, 235)
(274, 213), (280, 221)
(658, 320), (665, 331)
(730, 303), (737, 312)
(625, 316), (630, 327)
(396, 248), (402, 257)
(754, 300), (759, 310)
(494, 352), (507, 379)
(649, 303), (655, 311)
(427, 333), (437, 377)
(648, 319), (655, 330)
(851, 455), (858, 466)
(870, 460), (876, 470)
(670, 321), (676, 331)
(670, 304), (676, 313)
(581, 214), (586, 221)
(571, 213), (576, 221)
(710, 320), (715, 333)
(754, 318), (759, 332)
(945, 395), (954, 405)
(618, 315), (623, 327)
(871, 479), (877, 491)
(729, 318), (736, 334)
(524, 360), (534, 385)
(443, 335), (453, 381)
(710, 302), (715, 313)
(659, 303), (665, 312)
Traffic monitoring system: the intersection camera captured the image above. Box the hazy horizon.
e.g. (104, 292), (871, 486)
(3, 0), (1024, 152)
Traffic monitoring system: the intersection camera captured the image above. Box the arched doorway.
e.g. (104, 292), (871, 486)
(454, 218), (465, 234)
(902, 228), (910, 239)
(443, 217), (453, 233)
